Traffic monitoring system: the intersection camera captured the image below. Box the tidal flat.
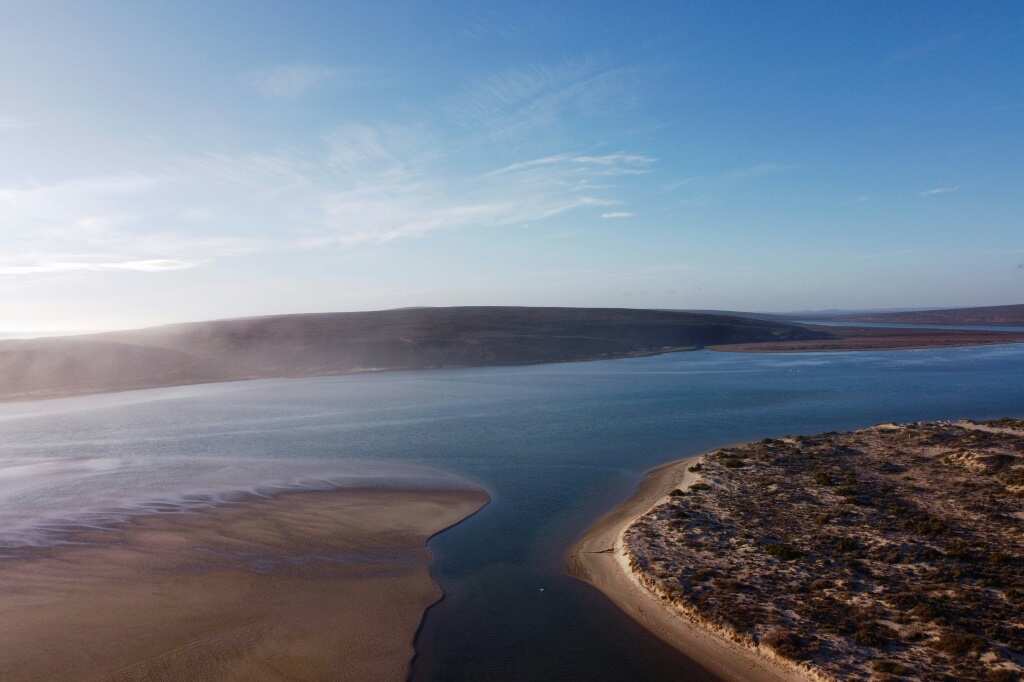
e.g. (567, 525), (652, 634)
(0, 487), (488, 682)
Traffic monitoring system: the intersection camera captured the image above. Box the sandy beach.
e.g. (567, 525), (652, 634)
(0, 486), (488, 682)
(567, 456), (802, 682)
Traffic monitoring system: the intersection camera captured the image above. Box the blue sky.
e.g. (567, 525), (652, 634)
(2, 2), (1022, 331)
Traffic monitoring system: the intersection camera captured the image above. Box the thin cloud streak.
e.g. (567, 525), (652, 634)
(447, 58), (633, 144)
(0, 259), (197, 276)
(920, 186), (959, 196)
(724, 162), (795, 179)
(306, 126), (646, 245)
(485, 152), (654, 177)
(248, 65), (337, 98)
(662, 177), (696, 191)
(2, 123), (654, 262)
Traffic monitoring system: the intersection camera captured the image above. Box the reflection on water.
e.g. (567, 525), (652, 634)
(1, 344), (1023, 680)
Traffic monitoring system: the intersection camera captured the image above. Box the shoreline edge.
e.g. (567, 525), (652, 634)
(566, 454), (808, 682)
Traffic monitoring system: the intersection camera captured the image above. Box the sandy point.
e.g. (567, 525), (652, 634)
(567, 455), (803, 682)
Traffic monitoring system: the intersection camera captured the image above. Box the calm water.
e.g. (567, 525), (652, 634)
(2, 344), (1023, 680)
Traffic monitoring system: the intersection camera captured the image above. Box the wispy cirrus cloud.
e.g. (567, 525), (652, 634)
(307, 127), (637, 245)
(0, 258), (197, 276)
(601, 212), (634, 219)
(658, 164), (792, 194)
(920, 185), (959, 197)
(3, 51), (657, 279)
(484, 152), (654, 177)
(0, 170), (257, 278)
(662, 177), (696, 192)
(0, 122), (654, 270)
(448, 58), (632, 143)
(0, 174), (159, 204)
(248, 64), (338, 98)
(724, 162), (795, 180)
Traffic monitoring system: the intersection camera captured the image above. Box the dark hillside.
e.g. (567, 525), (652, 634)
(0, 307), (823, 401)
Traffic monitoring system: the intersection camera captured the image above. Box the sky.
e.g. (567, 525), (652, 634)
(2, 1), (1023, 332)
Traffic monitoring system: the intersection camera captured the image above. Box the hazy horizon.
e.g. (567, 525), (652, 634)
(3, 2), (1023, 332)
(3, 302), (1009, 339)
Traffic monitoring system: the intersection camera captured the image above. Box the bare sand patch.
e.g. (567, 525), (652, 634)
(0, 487), (488, 682)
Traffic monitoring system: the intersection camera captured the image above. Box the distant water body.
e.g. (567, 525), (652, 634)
(2, 343), (1023, 680)
(797, 319), (1024, 332)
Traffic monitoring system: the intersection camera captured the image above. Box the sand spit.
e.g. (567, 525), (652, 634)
(568, 457), (801, 682)
(0, 486), (488, 682)
(574, 419), (1024, 681)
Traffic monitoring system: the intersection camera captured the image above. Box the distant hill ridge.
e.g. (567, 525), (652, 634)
(0, 307), (823, 401)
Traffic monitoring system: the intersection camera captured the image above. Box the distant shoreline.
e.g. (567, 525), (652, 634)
(0, 345), (701, 404)
(6, 306), (1024, 404)
(0, 306), (825, 402)
(711, 326), (1024, 353)
(6, 327), (1024, 404)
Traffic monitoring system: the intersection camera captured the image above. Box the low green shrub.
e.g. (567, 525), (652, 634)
(762, 628), (807, 659)
(933, 630), (985, 656)
(765, 543), (803, 561)
(854, 621), (897, 647)
(873, 659), (910, 675)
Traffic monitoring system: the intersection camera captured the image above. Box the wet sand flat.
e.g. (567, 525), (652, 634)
(0, 487), (488, 682)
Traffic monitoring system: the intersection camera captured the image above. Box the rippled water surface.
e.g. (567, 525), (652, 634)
(2, 344), (1023, 680)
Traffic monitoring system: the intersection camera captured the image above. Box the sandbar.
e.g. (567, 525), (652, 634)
(0, 486), (488, 681)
